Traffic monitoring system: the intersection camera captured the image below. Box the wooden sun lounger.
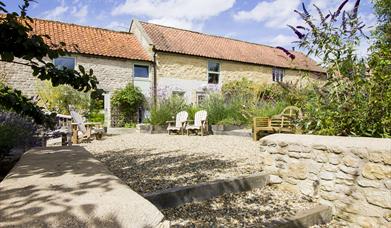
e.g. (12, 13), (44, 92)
(70, 110), (104, 144)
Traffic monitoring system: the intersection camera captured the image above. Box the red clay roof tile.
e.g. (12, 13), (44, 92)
(140, 21), (324, 73)
(29, 18), (151, 61)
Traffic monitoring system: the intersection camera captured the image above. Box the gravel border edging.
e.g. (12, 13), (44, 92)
(144, 173), (270, 209)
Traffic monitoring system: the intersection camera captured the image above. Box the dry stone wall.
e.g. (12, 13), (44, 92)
(260, 134), (391, 227)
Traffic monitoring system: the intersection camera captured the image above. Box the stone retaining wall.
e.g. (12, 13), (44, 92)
(259, 134), (391, 227)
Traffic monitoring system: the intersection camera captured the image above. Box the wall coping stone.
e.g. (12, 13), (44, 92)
(0, 146), (167, 227)
(261, 134), (391, 152)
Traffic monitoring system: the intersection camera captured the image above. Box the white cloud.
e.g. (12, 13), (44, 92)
(42, 1), (90, 23)
(309, 0), (355, 13)
(360, 12), (377, 33)
(234, 0), (301, 28)
(233, 0), (360, 28)
(71, 5), (88, 21)
(111, 0), (236, 30)
(42, 0), (68, 20)
(148, 18), (197, 30)
(269, 34), (297, 47)
(105, 21), (129, 31)
(356, 40), (371, 57)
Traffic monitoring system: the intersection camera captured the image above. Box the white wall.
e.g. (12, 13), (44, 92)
(157, 77), (219, 103)
(134, 78), (152, 99)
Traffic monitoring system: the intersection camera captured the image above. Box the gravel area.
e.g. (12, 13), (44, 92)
(165, 185), (317, 227)
(82, 133), (320, 226)
(83, 133), (263, 193)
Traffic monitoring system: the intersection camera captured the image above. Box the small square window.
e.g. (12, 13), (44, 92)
(54, 57), (75, 70)
(172, 91), (185, 97)
(272, 67), (284, 82)
(196, 92), (206, 104)
(208, 61), (220, 84)
(134, 65), (149, 78)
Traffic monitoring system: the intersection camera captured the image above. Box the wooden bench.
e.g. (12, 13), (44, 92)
(253, 106), (302, 141)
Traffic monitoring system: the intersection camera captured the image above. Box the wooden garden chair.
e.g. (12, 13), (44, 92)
(186, 110), (208, 136)
(166, 111), (188, 135)
(70, 110), (104, 144)
(253, 106), (302, 141)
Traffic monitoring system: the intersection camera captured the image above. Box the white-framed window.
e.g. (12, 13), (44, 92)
(272, 67), (284, 82)
(196, 92), (206, 104)
(172, 91), (185, 97)
(134, 64), (149, 78)
(207, 61), (220, 84)
(53, 57), (76, 70)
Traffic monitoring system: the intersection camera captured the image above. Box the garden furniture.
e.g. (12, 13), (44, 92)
(167, 111), (189, 135)
(41, 113), (72, 147)
(70, 110), (104, 144)
(253, 106), (302, 141)
(186, 110), (208, 136)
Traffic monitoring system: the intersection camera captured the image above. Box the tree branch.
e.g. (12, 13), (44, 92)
(0, 59), (37, 68)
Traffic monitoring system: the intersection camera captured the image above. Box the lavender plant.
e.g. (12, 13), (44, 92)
(0, 111), (38, 157)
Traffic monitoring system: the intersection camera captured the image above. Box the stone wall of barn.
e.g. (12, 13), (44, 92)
(259, 134), (391, 227)
(156, 52), (321, 84)
(0, 54), (152, 97)
(155, 52), (322, 103)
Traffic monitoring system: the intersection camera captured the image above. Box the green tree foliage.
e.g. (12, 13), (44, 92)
(0, 0), (99, 127)
(37, 81), (91, 115)
(284, 0), (390, 137)
(367, 0), (391, 136)
(111, 84), (145, 125)
(0, 111), (37, 157)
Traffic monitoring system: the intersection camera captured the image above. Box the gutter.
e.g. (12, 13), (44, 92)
(152, 46), (158, 106)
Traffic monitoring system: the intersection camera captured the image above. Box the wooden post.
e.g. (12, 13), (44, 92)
(72, 124), (78, 144)
(253, 118), (257, 141)
(61, 134), (67, 146)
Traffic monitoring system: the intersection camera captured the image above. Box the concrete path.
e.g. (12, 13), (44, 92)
(0, 146), (167, 228)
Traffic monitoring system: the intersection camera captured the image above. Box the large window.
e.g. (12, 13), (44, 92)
(134, 65), (149, 78)
(53, 57), (76, 70)
(208, 61), (220, 84)
(272, 67), (284, 82)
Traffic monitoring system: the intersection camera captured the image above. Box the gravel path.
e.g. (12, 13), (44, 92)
(83, 133), (264, 193)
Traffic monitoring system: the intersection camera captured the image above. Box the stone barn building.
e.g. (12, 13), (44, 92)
(1, 18), (325, 125)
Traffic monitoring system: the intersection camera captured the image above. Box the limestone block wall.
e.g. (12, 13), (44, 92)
(0, 54), (152, 97)
(260, 134), (391, 227)
(156, 52), (319, 85)
(0, 60), (37, 97)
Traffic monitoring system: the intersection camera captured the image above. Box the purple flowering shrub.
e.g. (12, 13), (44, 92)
(0, 111), (38, 157)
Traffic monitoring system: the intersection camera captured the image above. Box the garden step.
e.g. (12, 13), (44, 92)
(144, 173), (270, 209)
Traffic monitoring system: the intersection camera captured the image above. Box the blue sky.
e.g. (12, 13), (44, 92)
(3, 0), (377, 55)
